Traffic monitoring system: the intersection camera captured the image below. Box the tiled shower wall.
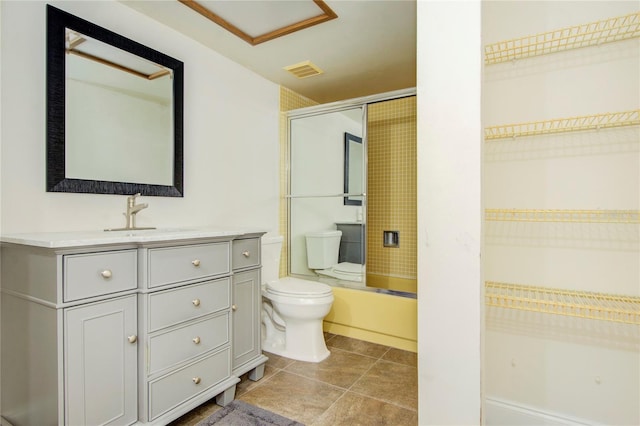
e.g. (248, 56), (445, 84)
(367, 97), (417, 286)
(279, 87), (318, 276)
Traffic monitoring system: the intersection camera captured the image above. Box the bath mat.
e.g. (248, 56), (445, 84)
(195, 400), (304, 426)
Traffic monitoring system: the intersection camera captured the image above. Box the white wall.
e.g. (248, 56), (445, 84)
(482, 1), (639, 424)
(418, 1), (483, 424)
(0, 0), (281, 234)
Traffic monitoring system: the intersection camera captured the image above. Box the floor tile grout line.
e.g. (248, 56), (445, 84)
(342, 357), (418, 413)
(345, 388), (419, 413)
(307, 388), (350, 426)
(273, 367), (359, 393)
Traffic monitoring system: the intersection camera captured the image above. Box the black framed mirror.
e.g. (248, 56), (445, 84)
(344, 132), (363, 206)
(46, 5), (184, 196)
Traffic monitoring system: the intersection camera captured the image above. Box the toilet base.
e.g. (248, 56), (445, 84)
(262, 317), (330, 363)
(262, 338), (330, 363)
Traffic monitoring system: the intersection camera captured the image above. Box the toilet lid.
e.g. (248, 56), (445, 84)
(334, 262), (362, 275)
(266, 277), (332, 297)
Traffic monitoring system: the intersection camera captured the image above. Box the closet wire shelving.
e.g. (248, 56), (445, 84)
(485, 209), (640, 224)
(484, 109), (640, 140)
(484, 11), (640, 65)
(485, 282), (640, 325)
(483, 13), (640, 324)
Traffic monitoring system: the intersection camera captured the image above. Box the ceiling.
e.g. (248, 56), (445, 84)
(120, 0), (417, 104)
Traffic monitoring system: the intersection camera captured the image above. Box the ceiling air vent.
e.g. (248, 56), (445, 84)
(284, 60), (323, 79)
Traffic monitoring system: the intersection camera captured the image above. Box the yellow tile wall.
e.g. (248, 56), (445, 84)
(367, 96), (417, 281)
(279, 87), (318, 276)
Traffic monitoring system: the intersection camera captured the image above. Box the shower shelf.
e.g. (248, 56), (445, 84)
(485, 281), (640, 325)
(484, 109), (640, 140)
(485, 209), (640, 224)
(484, 11), (640, 65)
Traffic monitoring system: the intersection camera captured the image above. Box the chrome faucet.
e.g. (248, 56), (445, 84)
(124, 193), (148, 230)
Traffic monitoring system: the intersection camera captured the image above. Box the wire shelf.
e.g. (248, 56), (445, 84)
(484, 12), (640, 64)
(485, 282), (640, 325)
(485, 209), (640, 224)
(484, 110), (640, 140)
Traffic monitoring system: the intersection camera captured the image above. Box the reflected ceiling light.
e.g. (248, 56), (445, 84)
(178, 0), (338, 45)
(65, 29), (170, 80)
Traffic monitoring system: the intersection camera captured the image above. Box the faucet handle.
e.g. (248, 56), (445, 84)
(127, 193), (142, 204)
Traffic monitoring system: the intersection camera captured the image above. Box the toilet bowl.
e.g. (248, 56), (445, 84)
(261, 236), (334, 363)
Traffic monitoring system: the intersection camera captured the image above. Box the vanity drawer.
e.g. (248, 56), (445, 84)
(148, 242), (230, 288)
(232, 238), (260, 271)
(148, 313), (229, 375)
(148, 278), (230, 332)
(148, 348), (231, 420)
(64, 250), (137, 302)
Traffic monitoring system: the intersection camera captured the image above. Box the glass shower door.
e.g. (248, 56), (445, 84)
(288, 107), (366, 286)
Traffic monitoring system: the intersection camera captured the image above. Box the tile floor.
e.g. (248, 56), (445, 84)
(170, 334), (418, 425)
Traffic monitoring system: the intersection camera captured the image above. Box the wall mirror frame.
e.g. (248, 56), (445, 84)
(344, 132), (363, 206)
(46, 5), (184, 197)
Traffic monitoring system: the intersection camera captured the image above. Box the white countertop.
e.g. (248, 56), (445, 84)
(1, 227), (267, 248)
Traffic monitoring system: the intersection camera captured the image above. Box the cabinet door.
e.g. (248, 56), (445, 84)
(64, 295), (137, 426)
(232, 269), (261, 369)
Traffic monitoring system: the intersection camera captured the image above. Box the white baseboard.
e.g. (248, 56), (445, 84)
(484, 398), (601, 426)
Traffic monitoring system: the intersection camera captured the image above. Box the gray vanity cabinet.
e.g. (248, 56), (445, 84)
(231, 237), (268, 380)
(65, 295), (138, 425)
(0, 244), (139, 426)
(137, 240), (239, 424)
(1, 231), (267, 426)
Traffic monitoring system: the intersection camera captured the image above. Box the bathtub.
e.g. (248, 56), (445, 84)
(322, 285), (417, 352)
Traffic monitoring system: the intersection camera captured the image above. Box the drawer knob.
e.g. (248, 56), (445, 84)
(192, 299), (201, 307)
(192, 377), (201, 385)
(232, 304), (237, 311)
(127, 335), (137, 344)
(192, 259), (201, 267)
(100, 269), (113, 279)
(242, 251), (250, 258)
(192, 336), (201, 344)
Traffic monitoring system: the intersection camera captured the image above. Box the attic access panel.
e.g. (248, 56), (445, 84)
(178, 0), (337, 45)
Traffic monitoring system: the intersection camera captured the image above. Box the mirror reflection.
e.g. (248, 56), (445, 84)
(46, 5), (184, 196)
(65, 29), (174, 185)
(344, 132), (363, 206)
(289, 107), (366, 286)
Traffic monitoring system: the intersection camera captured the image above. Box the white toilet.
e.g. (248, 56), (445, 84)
(261, 235), (334, 363)
(306, 230), (364, 283)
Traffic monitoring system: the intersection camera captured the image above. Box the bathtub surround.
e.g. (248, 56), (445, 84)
(367, 96), (417, 292)
(324, 286), (417, 352)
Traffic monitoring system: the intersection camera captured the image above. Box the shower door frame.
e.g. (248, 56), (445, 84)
(285, 88), (416, 286)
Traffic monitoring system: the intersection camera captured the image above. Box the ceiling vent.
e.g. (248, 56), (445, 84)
(284, 60), (323, 79)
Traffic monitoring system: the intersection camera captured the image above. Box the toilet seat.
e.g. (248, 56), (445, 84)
(266, 277), (332, 298)
(334, 262), (362, 276)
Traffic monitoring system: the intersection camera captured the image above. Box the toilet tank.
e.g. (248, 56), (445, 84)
(261, 235), (283, 283)
(305, 230), (342, 269)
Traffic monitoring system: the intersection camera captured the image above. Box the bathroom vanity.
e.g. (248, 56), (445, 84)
(0, 228), (267, 426)
(335, 222), (365, 264)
